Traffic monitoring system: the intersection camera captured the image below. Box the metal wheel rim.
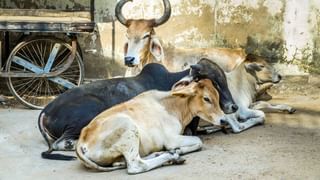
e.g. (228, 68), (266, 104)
(5, 37), (84, 109)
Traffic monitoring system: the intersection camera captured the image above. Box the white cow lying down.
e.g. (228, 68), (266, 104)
(76, 78), (224, 174)
(193, 55), (295, 133)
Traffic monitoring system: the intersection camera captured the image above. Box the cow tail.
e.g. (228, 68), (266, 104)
(76, 144), (124, 171)
(38, 112), (76, 161)
(41, 150), (76, 161)
(38, 112), (53, 152)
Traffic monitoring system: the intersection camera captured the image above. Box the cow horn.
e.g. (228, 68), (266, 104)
(154, 0), (171, 27)
(115, 0), (131, 26)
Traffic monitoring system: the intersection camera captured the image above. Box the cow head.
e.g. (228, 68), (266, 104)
(172, 77), (225, 126)
(190, 58), (238, 114)
(245, 54), (282, 84)
(115, 0), (170, 67)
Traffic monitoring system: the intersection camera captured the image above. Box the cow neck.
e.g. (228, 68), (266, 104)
(228, 63), (256, 106)
(160, 95), (194, 130)
(166, 69), (190, 86)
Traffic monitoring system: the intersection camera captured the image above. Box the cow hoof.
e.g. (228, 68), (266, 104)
(183, 128), (193, 136)
(288, 108), (296, 114)
(232, 130), (241, 134)
(259, 120), (265, 125)
(221, 127), (229, 134)
(171, 156), (186, 165)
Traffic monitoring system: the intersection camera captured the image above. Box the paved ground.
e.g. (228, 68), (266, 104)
(0, 79), (319, 179)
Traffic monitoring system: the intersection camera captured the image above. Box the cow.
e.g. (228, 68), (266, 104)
(38, 59), (237, 160)
(115, 0), (171, 77)
(76, 78), (224, 174)
(194, 55), (295, 133)
(115, 0), (295, 117)
(244, 54), (296, 114)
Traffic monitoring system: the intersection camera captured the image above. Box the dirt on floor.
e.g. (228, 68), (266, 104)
(0, 76), (319, 180)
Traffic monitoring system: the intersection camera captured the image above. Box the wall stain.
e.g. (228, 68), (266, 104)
(1, 0), (319, 75)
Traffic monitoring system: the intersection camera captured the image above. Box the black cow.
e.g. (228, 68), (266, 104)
(38, 58), (237, 160)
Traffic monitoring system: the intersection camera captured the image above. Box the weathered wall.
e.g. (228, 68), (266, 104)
(1, 0), (320, 77)
(96, 0), (320, 76)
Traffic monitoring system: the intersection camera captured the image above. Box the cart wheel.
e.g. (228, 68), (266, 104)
(5, 36), (84, 109)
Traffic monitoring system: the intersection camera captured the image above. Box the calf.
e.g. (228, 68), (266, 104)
(39, 59), (237, 160)
(76, 78), (224, 174)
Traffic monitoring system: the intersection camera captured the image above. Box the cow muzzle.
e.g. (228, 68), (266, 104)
(222, 103), (238, 114)
(125, 56), (135, 67)
(272, 74), (282, 83)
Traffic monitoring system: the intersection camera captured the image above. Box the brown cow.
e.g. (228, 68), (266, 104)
(76, 78), (224, 174)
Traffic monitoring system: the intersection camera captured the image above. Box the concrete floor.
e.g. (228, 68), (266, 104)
(0, 94), (319, 180)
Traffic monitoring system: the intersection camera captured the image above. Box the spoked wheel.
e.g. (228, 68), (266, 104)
(5, 36), (84, 109)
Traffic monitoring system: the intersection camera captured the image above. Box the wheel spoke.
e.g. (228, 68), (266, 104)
(44, 43), (61, 73)
(7, 37), (83, 109)
(49, 77), (76, 89)
(31, 42), (42, 67)
(25, 44), (41, 67)
(15, 77), (38, 97)
(12, 56), (43, 74)
(54, 50), (70, 68)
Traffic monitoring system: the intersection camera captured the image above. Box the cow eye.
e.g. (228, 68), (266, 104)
(143, 34), (150, 39)
(259, 65), (265, 68)
(203, 97), (211, 103)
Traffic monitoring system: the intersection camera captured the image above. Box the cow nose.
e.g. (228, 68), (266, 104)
(224, 103), (238, 114)
(125, 56), (135, 67)
(231, 104), (238, 112)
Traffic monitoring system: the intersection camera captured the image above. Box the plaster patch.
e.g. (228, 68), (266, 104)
(263, 0), (284, 16)
(283, 0), (313, 62)
(228, 0), (260, 9)
(173, 27), (211, 47)
(217, 5), (253, 23)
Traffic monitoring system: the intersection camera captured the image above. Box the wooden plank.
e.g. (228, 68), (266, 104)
(0, 9), (91, 19)
(0, 21), (95, 33)
(0, 16), (91, 23)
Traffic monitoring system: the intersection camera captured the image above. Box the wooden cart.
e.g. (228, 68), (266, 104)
(0, 1), (95, 109)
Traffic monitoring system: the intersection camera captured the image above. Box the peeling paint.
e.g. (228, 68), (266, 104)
(262, 0), (284, 16)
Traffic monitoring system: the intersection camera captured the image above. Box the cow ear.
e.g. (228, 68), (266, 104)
(150, 37), (164, 62)
(172, 81), (197, 97)
(190, 64), (204, 75)
(189, 64), (203, 81)
(171, 76), (196, 96)
(245, 62), (262, 72)
(171, 76), (193, 90)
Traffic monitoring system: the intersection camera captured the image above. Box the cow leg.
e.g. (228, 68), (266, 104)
(251, 101), (296, 114)
(238, 108), (265, 121)
(184, 117), (200, 136)
(165, 135), (203, 155)
(120, 127), (181, 174)
(143, 151), (165, 160)
(124, 149), (181, 174)
(225, 110), (265, 133)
